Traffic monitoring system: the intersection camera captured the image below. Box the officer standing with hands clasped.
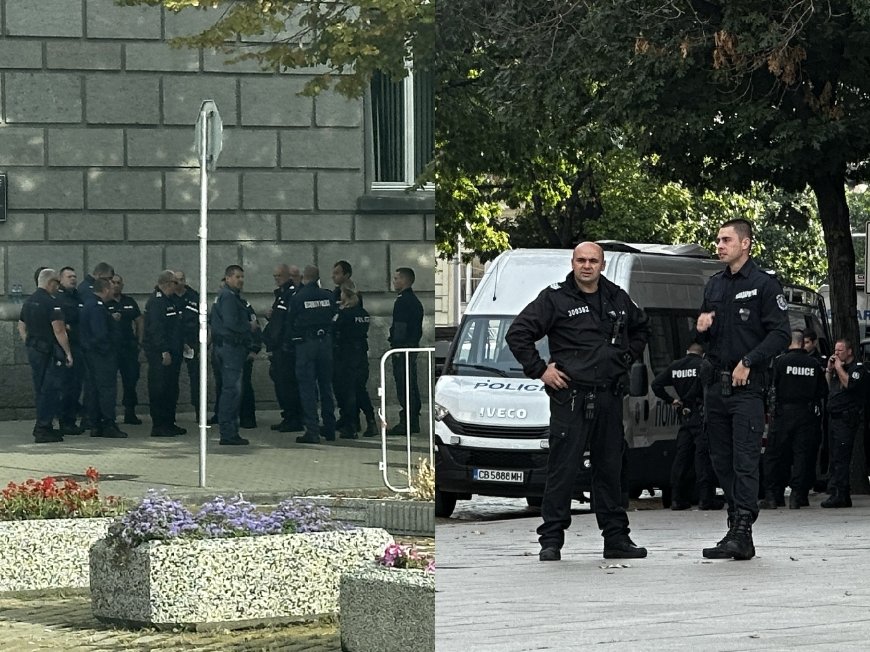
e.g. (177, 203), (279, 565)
(821, 338), (867, 508)
(759, 329), (827, 510)
(651, 343), (723, 511)
(506, 242), (651, 562)
(696, 219), (790, 560)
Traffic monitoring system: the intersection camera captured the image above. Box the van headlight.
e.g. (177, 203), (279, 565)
(433, 402), (449, 422)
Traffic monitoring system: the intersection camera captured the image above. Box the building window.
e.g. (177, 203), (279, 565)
(370, 69), (434, 189)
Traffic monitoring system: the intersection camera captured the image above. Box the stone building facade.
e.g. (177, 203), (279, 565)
(0, 0), (434, 418)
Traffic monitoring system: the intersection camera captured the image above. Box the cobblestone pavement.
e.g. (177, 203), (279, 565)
(0, 537), (434, 651)
(0, 595), (339, 652)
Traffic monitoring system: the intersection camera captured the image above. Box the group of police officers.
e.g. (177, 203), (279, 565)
(19, 259), (424, 447)
(508, 219), (866, 563)
(654, 328), (867, 515)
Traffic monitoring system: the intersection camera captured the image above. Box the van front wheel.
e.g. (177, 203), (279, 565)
(435, 488), (458, 518)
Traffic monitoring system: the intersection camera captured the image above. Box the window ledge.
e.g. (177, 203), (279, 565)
(358, 188), (434, 214)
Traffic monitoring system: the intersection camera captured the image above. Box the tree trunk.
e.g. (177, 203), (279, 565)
(808, 173), (869, 494)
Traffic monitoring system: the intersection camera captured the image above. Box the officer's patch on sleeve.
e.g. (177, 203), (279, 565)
(852, 371), (861, 380)
(775, 294), (788, 311)
(549, 283), (561, 290)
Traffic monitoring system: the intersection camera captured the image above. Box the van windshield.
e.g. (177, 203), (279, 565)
(447, 317), (549, 378)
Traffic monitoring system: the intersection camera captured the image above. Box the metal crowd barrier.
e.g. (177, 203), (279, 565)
(377, 347), (435, 493)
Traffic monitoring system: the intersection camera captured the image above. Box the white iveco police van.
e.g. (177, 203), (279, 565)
(434, 243), (831, 518)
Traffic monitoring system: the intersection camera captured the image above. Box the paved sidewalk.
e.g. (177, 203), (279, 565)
(0, 410), (431, 501)
(436, 496), (870, 651)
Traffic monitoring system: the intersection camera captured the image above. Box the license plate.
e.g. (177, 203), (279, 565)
(473, 468), (524, 483)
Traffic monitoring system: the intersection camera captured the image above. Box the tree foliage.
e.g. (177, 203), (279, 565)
(119, 0), (434, 97)
(438, 0), (865, 346)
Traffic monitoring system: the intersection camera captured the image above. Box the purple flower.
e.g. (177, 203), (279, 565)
(105, 492), (345, 550)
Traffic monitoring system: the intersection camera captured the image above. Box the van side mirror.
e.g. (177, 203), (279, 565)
(629, 362), (648, 397)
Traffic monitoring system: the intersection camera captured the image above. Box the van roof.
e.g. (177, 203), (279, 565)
(465, 246), (722, 316)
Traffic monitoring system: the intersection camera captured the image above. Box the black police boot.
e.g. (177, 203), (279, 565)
(603, 535), (647, 559)
(150, 425), (176, 437)
(821, 490), (852, 508)
(101, 422), (128, 439)
(758, 490), (778, 510)
(703, 513), (736, 559)
(774, 493), (785, 507)
(123, 409), (142, 425)
(33, 425), (63, 443)
(219, 436), (250, 446)
(169, 424), (188, 435)
(338, 424), (358, 440)
(60, 422), (85, 436)
(788, 492), (801, 510)
(278, 419), (304, 432)
(539, 547), (561, 562)
(296, 431), (320, 444)
(362, 417), (378, 437)
(670, 500), (692, 511)
(722, 513), (755, 560)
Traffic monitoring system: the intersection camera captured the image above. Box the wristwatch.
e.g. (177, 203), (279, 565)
(741, 356), (752, 368)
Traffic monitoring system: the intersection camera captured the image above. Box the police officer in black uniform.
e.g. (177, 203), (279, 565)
(506, 242), (651, 561)
(289, 265), (337, 444)
(239, 295), (262, 429)
(821, 338), (867, 508)
(696, 219), (790, 560)
(803, 328), (830, 488)
(172, 270), (201, 421)
(651, 343), (722, 510)
(20, 269), (72, 443)
(211, 265), (254, 446)
(263, 264), (303, 432)
(55, 266), (85, 436)
(143, 270), (186, 438)
(760, 330), (826, 509)
(388, 267), (424, 435)
(107, 274), (143, 425)
(78, 262), (114, 303)
(80, 278), (126, 439)
(334, 282), (377, 439)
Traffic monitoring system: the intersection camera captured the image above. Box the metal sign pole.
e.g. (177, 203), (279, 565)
(197, 107), (210, 488)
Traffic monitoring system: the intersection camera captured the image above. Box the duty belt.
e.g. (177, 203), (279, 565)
(294, 329), (329, 341)
(213, 334), (247, 347)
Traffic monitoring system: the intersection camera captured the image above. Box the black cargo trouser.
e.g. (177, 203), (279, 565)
(184, 352), (200, 414)
(705, 386), (765, 521)
(392, 350), (421, 424)
(670, 410), (702, 504)
(270, 348), (302, 424)
(763, 403), (816, 498)
(60, 343), (84, 427)
(27, 347), (64, 428)
(84, 349), (119, 427)
(335, 348), (375, 428)
(147, 352), (181, 428)
(296, 337), (336, 436)
(694, 419), (719, 501)
(827, 409), (863, 496)
(117, 343), (140, 409)
(538, 389), (629, 549)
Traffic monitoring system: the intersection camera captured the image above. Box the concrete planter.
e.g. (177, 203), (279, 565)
(0, 517), (113, 594)
(89, 527), (393, 630)
(340, 564), (435, 652)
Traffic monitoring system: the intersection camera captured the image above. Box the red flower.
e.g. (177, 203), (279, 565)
(85, 467), (99, 482)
